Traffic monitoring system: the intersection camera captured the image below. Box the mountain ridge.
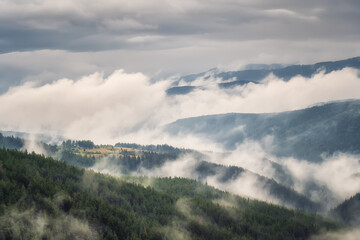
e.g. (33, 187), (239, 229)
(166, 99), (360, 161)
(168, 56), (360, 95)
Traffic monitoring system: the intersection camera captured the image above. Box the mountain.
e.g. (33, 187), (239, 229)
(0, 148), (341, 239)
(332, 193), (360, 225)
(166, 99), (360, 162)
(168, 56), (360, 95)
(0, 134), (322, 212)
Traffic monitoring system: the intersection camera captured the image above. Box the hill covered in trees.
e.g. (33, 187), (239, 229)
(166, 99), (360, 162)
(332, 193), (360, 225)
(0, 148), (342, 239)
(0, 133), (331, 212)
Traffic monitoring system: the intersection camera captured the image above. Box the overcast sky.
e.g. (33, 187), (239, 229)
(1, 0), (360, 92)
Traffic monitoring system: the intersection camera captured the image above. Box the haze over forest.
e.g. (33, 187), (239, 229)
(1, 1), (360, 239)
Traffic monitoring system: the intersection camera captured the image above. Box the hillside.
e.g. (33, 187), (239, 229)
(0, 148), (342, 239)
(166, 99), (360, 162)
(332, 193), (360, 225)
(168, 57), (360, 95)
(0, 134), (322, 212)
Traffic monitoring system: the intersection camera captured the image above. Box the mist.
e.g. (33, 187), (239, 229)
(0, 67), (359, 150)
(0, 206), (99, 239)
(311, 228), (360, 240)
(2, 66), (360, 208)
(202, 141), (360, 209)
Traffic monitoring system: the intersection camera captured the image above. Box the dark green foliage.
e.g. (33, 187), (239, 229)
(62, 140), (95, 149)
(141, 177), (339, 240)
(0, 133), (24, 149)
(0, 149), (165, 239)
(0, 133), (324, 213)
(0, 149), (342, 239)
(60, 149), (95, 167)
(115, 142), (193, 156)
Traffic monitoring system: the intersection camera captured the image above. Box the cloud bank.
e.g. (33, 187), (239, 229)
(206, 142), (360, 208)
(0, 67), (360, 148)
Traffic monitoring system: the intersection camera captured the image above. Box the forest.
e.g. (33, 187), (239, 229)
(0, 148), (343, 239)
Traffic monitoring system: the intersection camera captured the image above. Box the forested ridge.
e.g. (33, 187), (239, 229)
(0, 133), (326, 213)
(0, 148), (342, 239)
(332, 193), (360, 225)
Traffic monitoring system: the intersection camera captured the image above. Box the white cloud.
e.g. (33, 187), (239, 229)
(0, 67), (360, 147)
(166, 68), (360, 119)
(283, 153), (360, 203)
(0, 69), (169, 143)
(103, 19), (157, 31)
(127, 35), (164, 43)
(264, 9), (317, 21)
(311, 228), (360, 240)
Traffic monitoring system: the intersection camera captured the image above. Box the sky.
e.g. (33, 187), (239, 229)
(1, 0), (360, 145)
(1, 0), (360, 92)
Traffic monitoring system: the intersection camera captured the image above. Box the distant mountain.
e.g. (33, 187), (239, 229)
(168, 57), (360, 95)
(166, 99), (360, 162)
(332, 193), (360, 225)
(193, 161), (321, 212)
(1, 130), (64, 145)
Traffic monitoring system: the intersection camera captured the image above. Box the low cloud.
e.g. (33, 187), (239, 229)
(139, 154), (199, 178)
(0, 208), (99, 240)
(311, 228), (360, 240)
(204, 141), (360, 209)
(0, 67), (360, 149)
(206, 171), (280, 204)
(0, 69), (169, 143)
(282, 153), (360, 204)
(136, 152), (281, 205)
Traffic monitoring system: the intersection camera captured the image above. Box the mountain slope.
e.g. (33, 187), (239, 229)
(169, 57), (360, 95)
(332, 193), (360, 225)
(166, 99), (360, 162)
(0, 136), (322, 212)
(0, 149), (341, 239)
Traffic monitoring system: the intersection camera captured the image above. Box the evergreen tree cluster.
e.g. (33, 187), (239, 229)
(0, 148), (341, 239)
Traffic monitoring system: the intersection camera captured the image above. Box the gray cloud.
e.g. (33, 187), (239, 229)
(0, 0), (359, 54)
(1, 0), (360, 92)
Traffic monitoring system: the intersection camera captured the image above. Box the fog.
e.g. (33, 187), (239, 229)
(1, 65), (360, 212)
(2, 66), (360, 208)
(0, 67), (360, 149)
(0, 206), (99, 239)
(311, 228), (360, 240)
(84, 140), (360, 209)
(203, 142), (360, 209)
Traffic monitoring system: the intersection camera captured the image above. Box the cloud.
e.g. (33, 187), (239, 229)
(1, 0), (360, 88)
(192, 136), (360, 209)
(167, 68), (360, 118)
(282, 153), (360, 204)
(138, 154), (200, 178)
(0, 67), (360, 147)
(0, 0), (359, 56)
(0, 207), (99, 239)
(206, 171), (280, 204)
(127, 35), (164, 43)
(311, 228), (360, 240)
(264, 9), (317, 21)
(0, 69), (169, 143)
